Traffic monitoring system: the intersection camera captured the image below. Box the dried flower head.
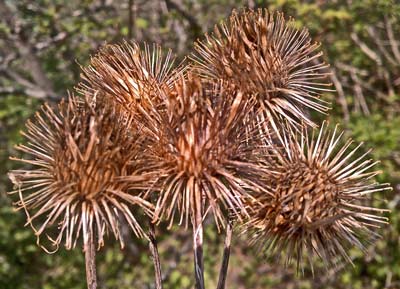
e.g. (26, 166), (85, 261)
(79, 41), (178, 111)
(8, 95), (153, 251)
(139, 73), (268, 228)
(191, 9), (331, 131)
(243, 122), (391, 269)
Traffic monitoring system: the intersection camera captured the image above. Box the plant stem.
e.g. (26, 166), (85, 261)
(216, 222), (233, 289)
(84, 231), (97, 289)
(193, 205), (205, 289)
(149, 220), (163, 289)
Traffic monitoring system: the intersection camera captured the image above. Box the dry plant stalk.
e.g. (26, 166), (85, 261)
(8, 94), (154, 288)
(77, 42), (178, 288)
(242, 122), (391, 271)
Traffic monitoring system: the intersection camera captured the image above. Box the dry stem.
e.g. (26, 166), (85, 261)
(149, 220), (163, 289)
(84, 231), (97, 289)
(216, 222), (233, 289)
(193, 204), (205, 289)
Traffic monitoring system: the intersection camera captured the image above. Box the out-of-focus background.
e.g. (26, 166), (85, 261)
(0, 0), (399, 288)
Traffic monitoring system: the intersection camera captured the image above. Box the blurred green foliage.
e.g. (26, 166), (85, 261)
(0, 0), (399, 288)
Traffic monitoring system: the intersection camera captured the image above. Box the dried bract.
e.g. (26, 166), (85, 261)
(8, 95), (153, 251)
(192, 9), (331, 132)
(243, 123), (391, 269)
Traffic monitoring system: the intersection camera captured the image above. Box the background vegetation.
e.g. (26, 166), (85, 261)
(0, 0), (399, 288)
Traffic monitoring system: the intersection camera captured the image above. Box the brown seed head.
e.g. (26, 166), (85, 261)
(8, 95), (153, 251)
(139, 73), (269, 228)
(243, 122), (391, 269)
(79, 41), (178, 111)
(191, 9), (331, 132)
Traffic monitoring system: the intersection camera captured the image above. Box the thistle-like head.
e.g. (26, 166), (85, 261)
(9, 95), (153, 251)
(139, 73), (268, 228)
(243, 123), (391, 270)
(79, 41), (178, 111)
(191, 9), (331, 133)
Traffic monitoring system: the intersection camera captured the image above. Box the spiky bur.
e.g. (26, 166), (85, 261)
(79, 41), (178, 111)
(135, 73), (269, 229)
(242, 122), (391, 271)
(8, 94), (154, 251)
(191, 9), (331, 134)
(136, 73), (270, 289)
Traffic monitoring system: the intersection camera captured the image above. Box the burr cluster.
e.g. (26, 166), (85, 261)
(9, 9), (390, 272)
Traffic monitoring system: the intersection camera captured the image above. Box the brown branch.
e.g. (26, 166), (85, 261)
(329, 68), (349, 121)
(0, 70), (50, 99)
(165, 0), (202, 35)
(336, 62), (368, 76)
(128, 0), (134, 39)
(349, 67), (369, 115)
(0, 85), (47, 99)
(367, 26), (397, 66)
(0, 2), (58, 100)
(13, 40), (57, 97)
(247, 0), (256, 9)
(0, 51), (17, 70)
(351, 32), (382, 65)
(385, 16), (400, 64)
(0, 86), (23, 96)
(381, 67), (395, 97)
(394, 77), (400, 87)
(1, 69), (37, 90)
(358, 78), (389, 100)
(35, 31), (69, 51)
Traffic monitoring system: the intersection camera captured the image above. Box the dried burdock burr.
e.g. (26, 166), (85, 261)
(8, 94), (154, 289)
(79, 41), (179, 111)
(242, 122), (391, 271)
(143, 74), (268, 228)
(78, 41), (180, 289)
(138, 73), (269, 289)
(191, 9), (331, 134)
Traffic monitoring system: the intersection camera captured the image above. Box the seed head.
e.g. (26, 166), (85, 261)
(79, 41), (178, 111)
(243, 122), (391, 270)
(191, 9), (331, 132)
(8, 95), (153, 251)
(139, 73), (268, 228)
